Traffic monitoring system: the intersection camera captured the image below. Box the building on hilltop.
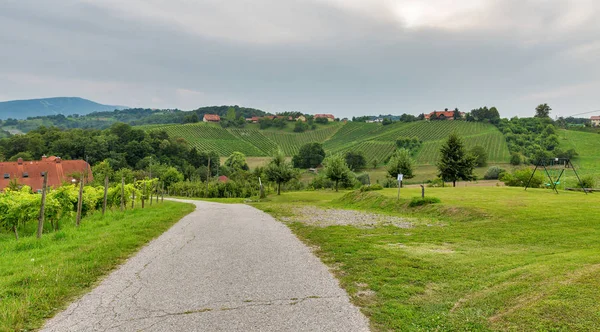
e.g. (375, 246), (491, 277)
(203, 114), (221, 123)
(314, 114), (335, 122)
(0, 156), (93, 193)
(591, 116), (600, 127)
(424, 109), (465, 121)
(295, 115), (307, 122)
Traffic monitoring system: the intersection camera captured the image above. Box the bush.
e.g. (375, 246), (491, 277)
(510, 152), (522, 165)
(483, 166), (506, 180)
(359, 184), (383, 192)
(470, 146), (488, 167)
(427, 178), (445, 188)
(580, 176), (596, 189)
(409, 196), (441, 207)
(500, 168), (544, 188)
(356, 173), (371, 185)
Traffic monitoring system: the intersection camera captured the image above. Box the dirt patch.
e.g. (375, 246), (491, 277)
(284, 206), (414, 228)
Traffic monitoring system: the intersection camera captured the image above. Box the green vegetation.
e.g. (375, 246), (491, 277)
(252, 187), (600, 331)
(292, 143), (326, 169)
(437, 133), (476, 187)
(0, 201), (194, 331)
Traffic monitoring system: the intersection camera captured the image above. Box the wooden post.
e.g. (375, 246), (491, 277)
(102, 176), (108, 216)
(397, 181), (400, 201)
(206, 156), (210, 198)
(161, 182), (164, 202)
(142, 181), (146, 208)
(150, 182), (153, 206)
(76, 174), (84, 227)
(120, 176), (125, 211)
(131, 191), (135, 209)
(420, 184), (425, 199)
(37, 172), (48, 238)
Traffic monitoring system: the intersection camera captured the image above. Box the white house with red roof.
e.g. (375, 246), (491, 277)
(591, 116), (600, 127)
(424, 109), (464, 121)
(203, 114), (221, 123)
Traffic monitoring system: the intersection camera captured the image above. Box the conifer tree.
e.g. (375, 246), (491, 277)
(437, 133), (476, 187)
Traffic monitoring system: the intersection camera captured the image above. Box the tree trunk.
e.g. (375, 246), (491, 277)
(335, 180), (339, 192)
(453, 180), (456, 187)
(132, 191), (135, 209)
(13, 225), (18, 241)
(277, 182), (281, 195)
(37, 172), (48, 239)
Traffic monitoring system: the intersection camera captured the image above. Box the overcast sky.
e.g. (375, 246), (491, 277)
(1, 0), (598, 118)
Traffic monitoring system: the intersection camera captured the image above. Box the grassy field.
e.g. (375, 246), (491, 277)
(142, 121), (511, 165)
(0, 201), (195, 332)
(559, 129), (600, 177)
(251, 187), (600, 331)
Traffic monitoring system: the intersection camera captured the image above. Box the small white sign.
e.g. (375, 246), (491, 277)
(397, 174), (403, 182)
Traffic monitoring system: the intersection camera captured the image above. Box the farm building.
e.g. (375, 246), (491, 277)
(0, 156), (92, 193)
(246, 117), (260, 123)
(591, 116), (600, 126)
(203, 114), (221, 123)
(314, 114), (335, 122)
(424, 110), (465, 121)
(296, 115), (307, 122)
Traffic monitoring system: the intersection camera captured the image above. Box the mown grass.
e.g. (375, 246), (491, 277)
(0, 201), (195, 332)
(251, 187), (600, 331)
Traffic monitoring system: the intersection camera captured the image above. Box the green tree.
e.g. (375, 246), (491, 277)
(265, 151), (296, 195)
(183, 113), (199, 123)
(437, 133), (476, 187)
(344, 151), (367, 171)
(535, 103), (552, 118)
(225, 152), (250, 172)
(470, 146), (488, 167)
(323, 154), (351, 192)
(160, 167), (184, 188)
(386, 149), (414, 179)
(292, 143), (326, 169)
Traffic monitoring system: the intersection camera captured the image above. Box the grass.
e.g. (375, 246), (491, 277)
(251, 187), (600, 331)
(0, 201), (195, 332)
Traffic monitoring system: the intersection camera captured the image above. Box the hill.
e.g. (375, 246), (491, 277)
(143, 121), (511, 165)
(559, 129), (600, 177)
(0, 97), (127, 120)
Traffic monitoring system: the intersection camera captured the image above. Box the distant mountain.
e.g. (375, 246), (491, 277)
(0, 97), (127, 120)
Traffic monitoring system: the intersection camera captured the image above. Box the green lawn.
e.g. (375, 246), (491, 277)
(0, 201), (195, 332)
(251, 187), (600, 331)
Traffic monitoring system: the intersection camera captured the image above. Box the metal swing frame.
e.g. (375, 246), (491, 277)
(524, 158), (588, 194)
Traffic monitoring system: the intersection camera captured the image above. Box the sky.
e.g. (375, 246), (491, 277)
(1, 0), (599, 118)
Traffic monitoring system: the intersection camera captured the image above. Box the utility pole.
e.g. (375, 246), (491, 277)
(206, 156), (211, 197)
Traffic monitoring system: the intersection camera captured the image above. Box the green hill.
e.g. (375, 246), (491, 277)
(0, 97), (126, 119)
(559, 130), (600, 177)
(142, 121), (511, 165)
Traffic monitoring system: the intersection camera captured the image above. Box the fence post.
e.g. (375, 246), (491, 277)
(420, 184), (425, 199)
(132, 191), (135, 209)
(161, 182), (164, 202)
(76, 174), (84, 227)
(150, 181), (153, 206)
(102, 176), (109, 216)
(142, 181), (146, 208)
(37, 172), (48, 238)
(120, 176), (125, 211)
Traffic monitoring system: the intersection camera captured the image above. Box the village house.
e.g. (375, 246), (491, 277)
(246, 117), (260, 123)
(203, 114), (221, 123)
(0, 156), (93, 193)
(591, 116), (600, 127)
(295, 115), (307, 122)
(314, 114), (335, 122)
(424, 109), (464, 121)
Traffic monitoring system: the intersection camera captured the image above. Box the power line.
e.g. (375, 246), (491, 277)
(563, 110), (600, 117)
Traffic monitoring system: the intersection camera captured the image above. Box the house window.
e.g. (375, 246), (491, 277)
(3, 173), (9, 179)
(23, 172), (29, 178)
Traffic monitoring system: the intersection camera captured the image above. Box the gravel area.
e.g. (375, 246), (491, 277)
(283, 206), (414, 228)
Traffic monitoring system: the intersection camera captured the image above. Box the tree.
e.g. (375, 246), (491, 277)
(315, 117), (329, 124)
(371, 158), (378, 169)
(344, 151), (367, 171)
(292, 143), (326, 169)
(437, 133), (476, 187)
(323, 154), (351, 192)
(386, 149), (414, 179)
(183, 113), (199, 123)
(535, 103), (552, 118)
(293, 121), (307, 133)
(382, 118), (393, 125)
(225, 152), (249, 172)
(161, 167), (184, 188)
(265, 151), (296, 195)
(470, 146), (488, 167)
(453, 108), (461, 120)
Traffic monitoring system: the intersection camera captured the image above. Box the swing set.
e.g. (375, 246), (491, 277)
(524, 158), (588, 194)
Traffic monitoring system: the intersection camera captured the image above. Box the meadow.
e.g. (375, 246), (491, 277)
(251, 187), (600, 331)
(0, 201), (194, 332)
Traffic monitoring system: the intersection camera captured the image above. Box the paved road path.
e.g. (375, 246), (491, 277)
(42, 200), (370, 332)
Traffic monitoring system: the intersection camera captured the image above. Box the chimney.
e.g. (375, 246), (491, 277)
(55, 157), (61, 164)
(17, 158), (23, 165)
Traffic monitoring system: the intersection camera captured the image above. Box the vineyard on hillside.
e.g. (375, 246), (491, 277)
(144, 121), (511, 165)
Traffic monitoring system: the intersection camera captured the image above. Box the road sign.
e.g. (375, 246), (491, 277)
(397, 174), (403, 182)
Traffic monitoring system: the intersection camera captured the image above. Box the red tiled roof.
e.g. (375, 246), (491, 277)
(218, 175), (229, 183)
(0, 157), (93, 192)
(591, 116), (600, 120)
(425, 110), (462, 119)
(203, 114), (221, 122)
(314, 114), (335, 119)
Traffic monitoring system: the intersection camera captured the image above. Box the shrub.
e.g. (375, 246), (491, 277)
(483, 166), (506, 180)
(356, 173), (371, 185)
(427, 178), (445, 187)
(500, 168), (544, 188)
(510, 152), (522, 165)
(580, 176), (596, 189)
(409, 196), (441, 207)
(359, 184), (383, 192)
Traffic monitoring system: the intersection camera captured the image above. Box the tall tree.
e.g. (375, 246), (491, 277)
(265, 151), (296, 195)
(386, 149), (415, 179)
(323, 154), (351, 192)
(470, 146), (488, 167)
(535, 103), (552, 118)
(225, 152), (249, 172)
(437, 133), (476, 187)
(292, 143), (326, 169)
(344, 151), (367, 171)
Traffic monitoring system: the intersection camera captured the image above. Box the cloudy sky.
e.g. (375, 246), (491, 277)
(1, 0), (598, 118)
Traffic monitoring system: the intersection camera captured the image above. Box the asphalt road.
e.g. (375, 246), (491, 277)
(42, 199), (370, 331)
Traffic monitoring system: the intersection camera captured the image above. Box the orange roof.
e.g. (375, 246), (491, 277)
(203, 114), (221, 121)
(0, 157), (92, 192)
(425, 110), (462, 119)
(314, 114), (335, 119)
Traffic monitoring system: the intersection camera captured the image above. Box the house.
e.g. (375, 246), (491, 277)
(218, 175), (229, 183)
(296, 115), (307, 122)
(0, 156), (93, 193)
(591, 116), (600, 127)
(203, 114), (221, 123)
(246, 117), (260, 123)
(424, 109), (464, 121)
(314, 114), (335, 122)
